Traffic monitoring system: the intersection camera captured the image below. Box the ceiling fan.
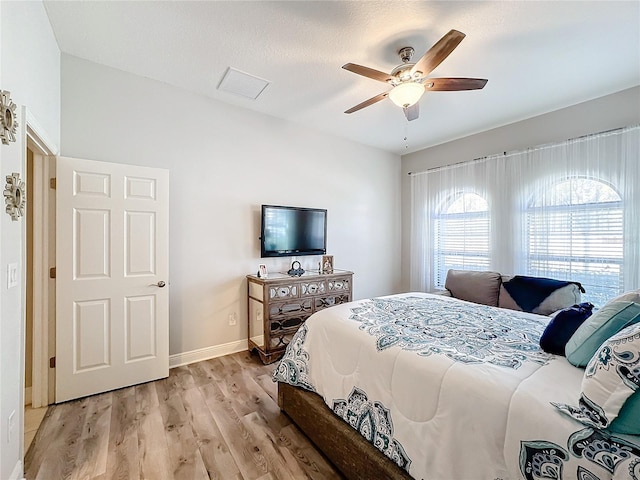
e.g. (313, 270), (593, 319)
(342, 29), (487, 121)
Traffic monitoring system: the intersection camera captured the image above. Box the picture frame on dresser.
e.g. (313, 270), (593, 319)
(258, 264), (268, 278)
(321, 255), (334, 274)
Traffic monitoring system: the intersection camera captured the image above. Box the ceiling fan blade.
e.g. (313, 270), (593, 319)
(425, 77), (488, 91)
(403, 103), (419, 121)
(344, 92), (389, 114)
(410, 29), (466, 77)
(342, 63), (393, 83)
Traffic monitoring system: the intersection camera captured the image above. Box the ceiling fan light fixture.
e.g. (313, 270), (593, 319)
(388, 82), (424, 108)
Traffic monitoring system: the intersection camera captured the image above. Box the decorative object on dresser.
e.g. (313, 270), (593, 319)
(287, 260), (305, 277)
(247, 270), (353, 364)
(257, 264), (268, 278)
(321, 255), (333, 274)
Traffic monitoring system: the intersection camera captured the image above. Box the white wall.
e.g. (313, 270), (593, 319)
(1, 1), (60, 151)
(399, 86), (640, 291)
(0, 2), (60, 478)
(60, 54), (401, 358)
(0, 109), (25, 480)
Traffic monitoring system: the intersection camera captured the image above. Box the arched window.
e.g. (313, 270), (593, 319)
(433, 193), (489, 288)
(527, 177), (623, 306)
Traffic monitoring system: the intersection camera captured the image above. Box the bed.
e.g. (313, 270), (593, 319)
(273, 292), (640, 480)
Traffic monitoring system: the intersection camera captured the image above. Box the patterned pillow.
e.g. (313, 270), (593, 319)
(565, 301), (640, 367)
(553, 322), (640, 432)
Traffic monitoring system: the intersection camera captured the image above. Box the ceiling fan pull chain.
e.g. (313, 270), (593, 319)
(404, 117), (409, 150)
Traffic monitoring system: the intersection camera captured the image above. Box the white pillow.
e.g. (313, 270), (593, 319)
(609, 289), (640, 304)
(553, 322), (640, 429)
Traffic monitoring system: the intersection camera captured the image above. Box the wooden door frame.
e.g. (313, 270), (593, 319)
(26, 112), (58, 407)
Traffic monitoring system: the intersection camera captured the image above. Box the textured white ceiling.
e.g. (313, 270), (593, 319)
(44, 1), (640, 155)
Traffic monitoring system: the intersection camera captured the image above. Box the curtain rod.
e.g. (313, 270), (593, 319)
(407, 125), (634, 176)
(407, 153), (500, 176)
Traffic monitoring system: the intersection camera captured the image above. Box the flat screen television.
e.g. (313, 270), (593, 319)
(260, 205), (327, 257)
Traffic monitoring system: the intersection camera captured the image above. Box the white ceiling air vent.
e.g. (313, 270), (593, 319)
(217, 67), (269, 100)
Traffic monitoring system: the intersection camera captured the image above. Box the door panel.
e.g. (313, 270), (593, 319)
(56, 156), (169, 402)
(125, 294), (156, 362)
(74, 299), (111, 371)
(125, 176), (156, 199)
(74, 208), (111, 278)
(73, 170), (111, 197)
(125, 211), (155, 276)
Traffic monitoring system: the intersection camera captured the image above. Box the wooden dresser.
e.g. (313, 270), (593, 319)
(247, 270), (353, 363)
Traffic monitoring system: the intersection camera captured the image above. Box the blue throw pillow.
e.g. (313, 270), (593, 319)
(539, 303), (594, 355)
(565, 301), (640, 367)
(609, 390), (640, 434)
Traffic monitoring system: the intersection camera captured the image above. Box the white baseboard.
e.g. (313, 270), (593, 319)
(8, 459), (23, 480)
(169, 340), (247, 368)
(24, 387), (32, 406)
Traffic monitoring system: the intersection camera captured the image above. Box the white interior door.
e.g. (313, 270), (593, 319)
(55, 156), (169, 402)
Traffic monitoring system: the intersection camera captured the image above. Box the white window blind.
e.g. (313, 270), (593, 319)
(527, 178), (623, 306)
(434, 193), (490, 288)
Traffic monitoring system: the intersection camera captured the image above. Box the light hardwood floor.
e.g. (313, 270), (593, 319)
(25, 351), (343, 480)
(24, 405), (48, 453)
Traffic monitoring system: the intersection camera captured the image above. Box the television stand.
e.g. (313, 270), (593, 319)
(246, 270), (353, 364)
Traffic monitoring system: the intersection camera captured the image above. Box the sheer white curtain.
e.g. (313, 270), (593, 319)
(410, 157), (500, 291)
(410, 125), (640, 304)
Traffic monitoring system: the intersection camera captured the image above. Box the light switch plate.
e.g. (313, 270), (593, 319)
(7, 263), (18, 289)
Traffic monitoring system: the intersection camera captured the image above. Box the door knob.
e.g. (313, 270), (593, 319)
(154, 281), (166, 288)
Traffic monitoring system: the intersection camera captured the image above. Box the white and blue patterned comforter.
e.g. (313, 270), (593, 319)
(274, 293), (640, 480)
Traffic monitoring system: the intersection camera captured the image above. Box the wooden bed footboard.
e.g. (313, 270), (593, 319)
(278, 382), (412, 480)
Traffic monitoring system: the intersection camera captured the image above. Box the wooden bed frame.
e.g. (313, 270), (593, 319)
(277, 382), (412, 480)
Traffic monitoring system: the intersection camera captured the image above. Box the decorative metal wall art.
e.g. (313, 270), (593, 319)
(4, 172), (25, 221)
(0, 90), (18, 145)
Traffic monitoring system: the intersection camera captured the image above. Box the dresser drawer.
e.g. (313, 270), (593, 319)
(268, 298), (313, 318)
(314, 293), (351, 311)
(268, 283), (299, 300)
(328, 277), (351, 293)
(300, 280), (327, 296)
